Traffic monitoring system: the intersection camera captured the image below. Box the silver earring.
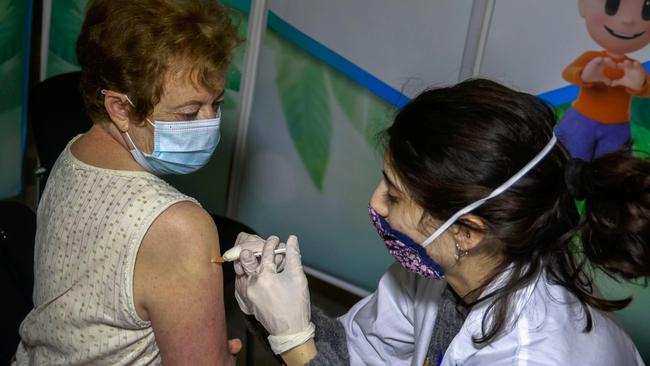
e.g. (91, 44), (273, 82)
(454, 240), (469, 262)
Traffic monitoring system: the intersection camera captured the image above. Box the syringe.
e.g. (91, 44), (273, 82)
(211, 246), (287, 263)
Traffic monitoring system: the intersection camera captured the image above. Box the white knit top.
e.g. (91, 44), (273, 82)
(14, 136), (197, 365)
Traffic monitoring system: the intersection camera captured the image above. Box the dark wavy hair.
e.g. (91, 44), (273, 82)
(385, 78), (650, 345)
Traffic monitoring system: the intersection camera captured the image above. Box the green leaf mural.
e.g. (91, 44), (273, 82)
(275, 39), (332, 191)
(222, 32), (246, 113)
(271, 29), (396, 190)
(329, 71), (364, 132)
(631, 97), (650, 149)
(225, 60), (242, 92)
(0, 53), (22, 112)
(631, 123), (650, 153)
(0, 0), (27, 199)
(631, 97), (650, 128)
(48, 0), (87, 76)
(0, 0), (24, 112)
(363, 101), (395, 147)
(224, 13), (248, 93)
(327, 68), (394, 148)
(0, 0), (22, 65)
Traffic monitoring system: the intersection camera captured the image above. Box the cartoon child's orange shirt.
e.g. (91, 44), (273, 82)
(563, 50), (650, 124)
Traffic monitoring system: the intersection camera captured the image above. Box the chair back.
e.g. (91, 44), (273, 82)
(0, 202), (36, 364)
(30, 71), (92, 190)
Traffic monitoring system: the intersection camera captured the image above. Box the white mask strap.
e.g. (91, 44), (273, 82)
(101, 89), (154, 127)
(122, 130), (138, 151)
(100, 89), (134, 106)
(421, 134), (558, 248)
(123, 94), (135, 107)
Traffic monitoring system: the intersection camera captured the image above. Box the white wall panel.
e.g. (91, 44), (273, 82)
(270, 0), (474, 95)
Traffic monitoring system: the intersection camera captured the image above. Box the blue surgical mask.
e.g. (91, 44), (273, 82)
(115, 92), (221, 175)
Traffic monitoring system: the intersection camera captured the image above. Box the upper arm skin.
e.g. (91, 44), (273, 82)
(133, 201), (233, 366)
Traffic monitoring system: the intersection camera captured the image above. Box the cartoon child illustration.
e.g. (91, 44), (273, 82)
(555, 0), (650, 161)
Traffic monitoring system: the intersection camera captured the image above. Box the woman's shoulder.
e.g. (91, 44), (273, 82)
(132, 200), (220, 315)
(150, 200), (214, 239)
(141, 200), (217, 261)
(448, 277), (642, 365)
(507, 277), (641, 363)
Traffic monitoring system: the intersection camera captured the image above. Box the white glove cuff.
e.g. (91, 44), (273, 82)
(268, 322), (316, 355)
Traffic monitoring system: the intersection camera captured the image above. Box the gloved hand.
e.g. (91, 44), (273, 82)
(234, 235), (315, 354)
(232, 233), (285, 315)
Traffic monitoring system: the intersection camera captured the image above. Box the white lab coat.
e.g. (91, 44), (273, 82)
(339, 263), (645, 365)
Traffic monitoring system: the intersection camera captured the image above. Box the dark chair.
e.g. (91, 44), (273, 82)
(0, 202), (36, 365)
(30, 71), (93, 191)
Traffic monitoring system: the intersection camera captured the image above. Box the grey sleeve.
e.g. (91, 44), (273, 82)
(306, 306), (350, 366)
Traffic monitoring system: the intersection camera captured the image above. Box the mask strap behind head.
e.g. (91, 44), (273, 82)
(421, 134), (558, 248)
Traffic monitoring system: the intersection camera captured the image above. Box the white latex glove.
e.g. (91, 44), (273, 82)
(232, 233), (285, 315)
(235, 235), (315, 354)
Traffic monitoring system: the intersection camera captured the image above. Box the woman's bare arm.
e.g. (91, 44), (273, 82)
(134, 201), (235, 365)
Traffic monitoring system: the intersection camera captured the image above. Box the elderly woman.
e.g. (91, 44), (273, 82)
(233, 79), (649, 365)
(13, 0), (240, 364)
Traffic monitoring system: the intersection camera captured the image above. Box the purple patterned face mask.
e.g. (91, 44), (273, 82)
(367, 135), (559, 279)
(369, 206), (445, 279)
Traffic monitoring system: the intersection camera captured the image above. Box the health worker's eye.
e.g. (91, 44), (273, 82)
(384, 191), (399, 205)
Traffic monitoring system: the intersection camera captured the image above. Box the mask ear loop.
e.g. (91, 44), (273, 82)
(100, 89), (151, 149)
(100, 89), (135, 108)
(123, 94), (156, 127)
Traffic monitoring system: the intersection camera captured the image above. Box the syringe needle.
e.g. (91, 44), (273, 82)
(211, 247), (287, 263)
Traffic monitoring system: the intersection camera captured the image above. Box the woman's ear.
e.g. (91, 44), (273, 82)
(455, 215), (486, 251)
(102, 90), (132, 132)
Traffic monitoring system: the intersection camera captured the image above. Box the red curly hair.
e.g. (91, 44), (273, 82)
(77, 0), (240, 124)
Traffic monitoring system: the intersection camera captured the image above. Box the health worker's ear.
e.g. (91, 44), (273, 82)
(455, 214), (487, 252)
